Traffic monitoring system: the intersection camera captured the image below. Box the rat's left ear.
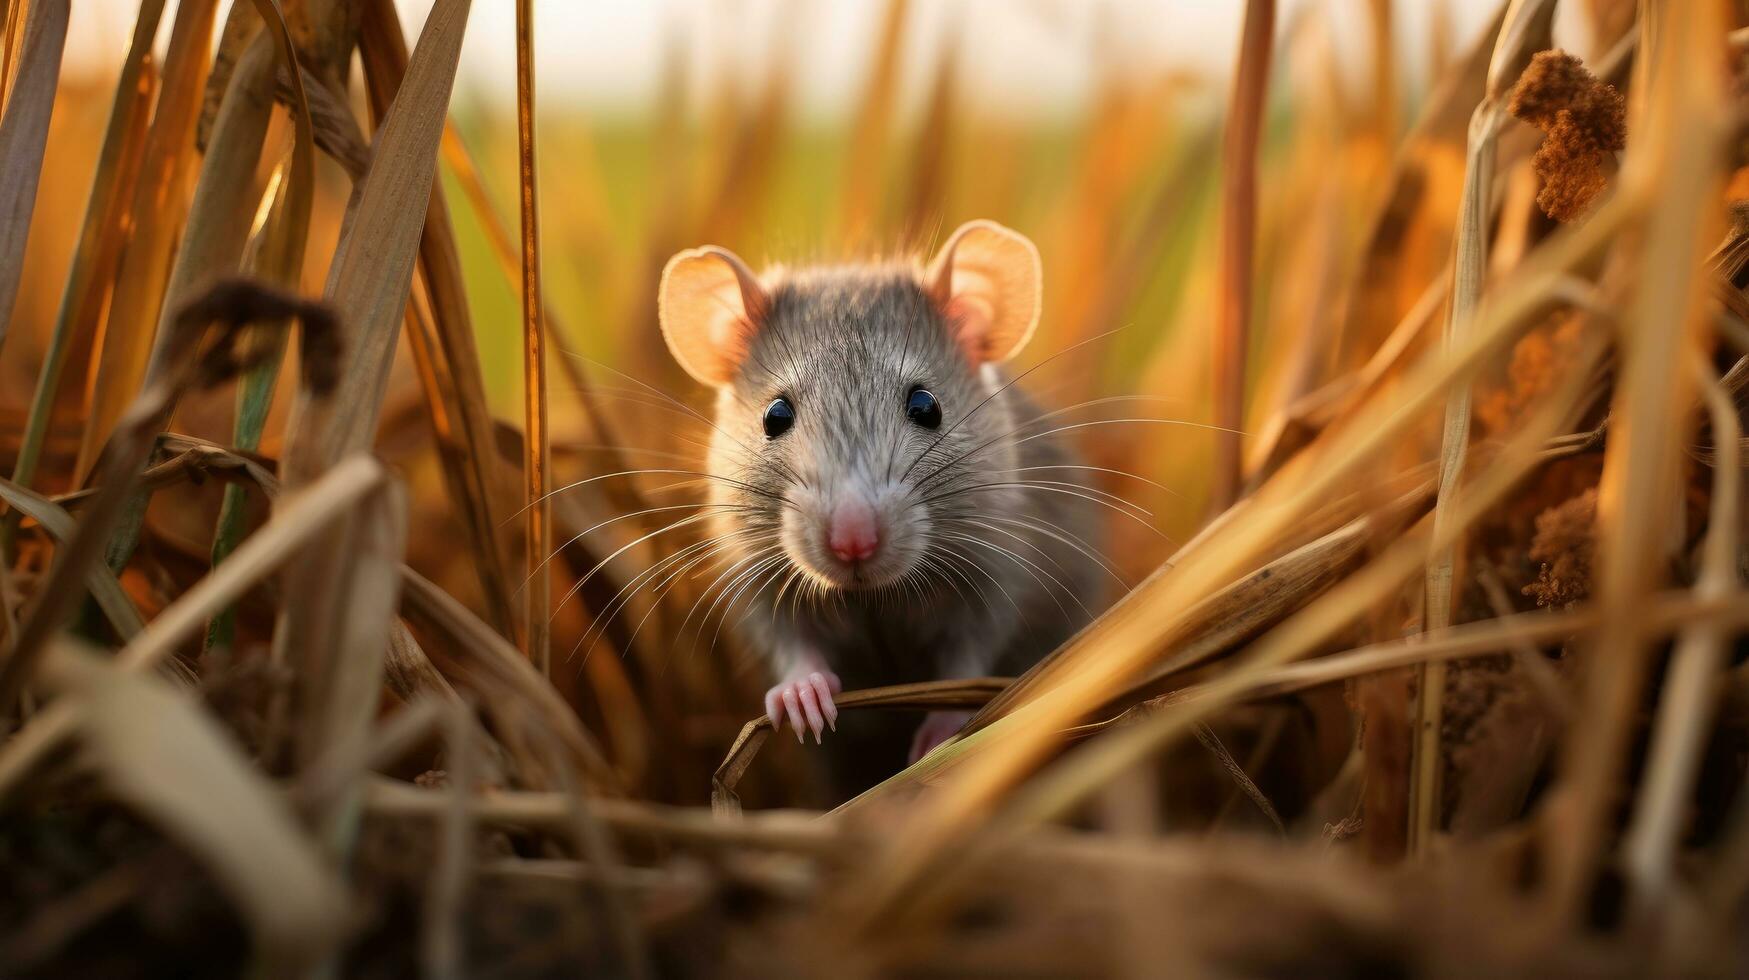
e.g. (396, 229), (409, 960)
(927, 219), (1042, 365)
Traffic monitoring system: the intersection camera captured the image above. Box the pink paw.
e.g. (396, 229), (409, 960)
(764, 670), (842, 744)
(908, 710), (973, 763)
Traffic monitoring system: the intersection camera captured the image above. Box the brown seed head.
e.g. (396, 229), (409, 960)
(1509, 50), (1627, 222)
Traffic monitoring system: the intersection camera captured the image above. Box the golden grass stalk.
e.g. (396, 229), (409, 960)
(1413, 0), (1556, 857)
(1620, 354), (1741, 907)
(515, 0), (550, 673)
(7, 0), (162, 512)
(207, 0), (316, 651)
(436, 123), (619, 443)
(1086, 591), (1749, 730)
(275, 0), (472, 774)
(75, 0), (218, 480)
(0, 0), (66, 350)
(1209, 0), (1274, 511)
(1547, 0), (1733, 920)
(358, 0), (520, 640)
(0, 0), (26, 111)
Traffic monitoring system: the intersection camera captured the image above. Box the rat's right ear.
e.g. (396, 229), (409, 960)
(658, 246), (771, 387)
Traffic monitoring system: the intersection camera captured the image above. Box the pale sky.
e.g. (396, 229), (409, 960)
(63, 2), (1544, 119)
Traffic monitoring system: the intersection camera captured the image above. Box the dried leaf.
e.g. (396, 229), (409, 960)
(37, 641), (348, 958)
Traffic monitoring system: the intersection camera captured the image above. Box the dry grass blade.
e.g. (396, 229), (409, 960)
(963, 493), (1424, 741)
(0, 0), (66, 351)
(0, 279), (337, 710)
(0, 477), (144, 641)
(399, 567), (617, 791)
(1547, 0), (1731, 920)
(8, 0), (163, 507)
(1620, 354), (1742, 907)
(0, 455), (388, 798)
(1192, 723), (1283, 835)
(515, 0), (550, 672)
(0, 0), (25, 112)
(35, 641), (348, 960)
(1414, 0), (1557, 856)
(714, 679), (1011, 813)
(75, 0), (219, 479)
(422, 703), (474, 979)
(358, 0), (519, 640)
(273, 0), (472, 780)
(282, 0), (471, 479)
(304, 481), (408, 837)
(1081, 590), (1749, 732)
(208, 0), (318, 650)
(1209, 0), (1274, 511)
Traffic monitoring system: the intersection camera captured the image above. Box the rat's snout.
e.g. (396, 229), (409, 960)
(783, 480), (918, 590)
(827, 497), (880, 563)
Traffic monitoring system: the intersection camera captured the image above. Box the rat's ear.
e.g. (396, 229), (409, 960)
(927, 219), (1042, 365)
(658, 245), (771, 387)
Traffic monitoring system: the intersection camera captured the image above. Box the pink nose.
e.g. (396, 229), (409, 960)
(828, 498), (880, 563)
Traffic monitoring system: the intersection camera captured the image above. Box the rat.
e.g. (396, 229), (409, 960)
(657, 219), (1107, 771)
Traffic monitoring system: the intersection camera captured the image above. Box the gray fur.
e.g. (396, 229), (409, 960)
(703, 263), (1107, 695)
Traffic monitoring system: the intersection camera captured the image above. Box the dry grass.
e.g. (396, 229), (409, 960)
(0, 0), (1747, 975)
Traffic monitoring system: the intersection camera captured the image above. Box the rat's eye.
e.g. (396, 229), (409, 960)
(763, 397), (796, 438)
(905, 388), (942, 429)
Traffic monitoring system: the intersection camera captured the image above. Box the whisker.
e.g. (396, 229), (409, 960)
(525, 501), (758, 593)
(971, 512), (1129, 587)
(569, 527), (767, 656)
(1011, 416), (1244, 447)
(710, 555), (791, 654)
(677, 545), (785, 649)
(508, 468), (790, 522)
(1005, 463), (1179, 499)
(937, 530), (1086, 620)
(913, 403), (1242, 496)
(589, 531), (776, 663)
(554, 509), (751, 611)
(922, 482), (1164, 534)
(930, 541), (1017, 617)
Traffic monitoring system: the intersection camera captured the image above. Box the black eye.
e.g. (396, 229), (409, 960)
(906, 388), (942, 429)
(763, 397), (795, 438)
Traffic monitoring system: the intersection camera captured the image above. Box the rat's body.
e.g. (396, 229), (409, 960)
(659, 221), (1106, 772)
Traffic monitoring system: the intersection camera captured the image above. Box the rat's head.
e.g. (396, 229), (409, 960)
(658, 220), (1042, 593)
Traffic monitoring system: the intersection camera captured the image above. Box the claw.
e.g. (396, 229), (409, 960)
(781, 688), (805, 742)
(808, 672), (838, 731)
(796, 685), (825, 743)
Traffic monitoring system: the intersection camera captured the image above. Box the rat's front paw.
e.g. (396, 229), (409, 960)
(764, 670), (842, 744)
(909, 710), (973, 763)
